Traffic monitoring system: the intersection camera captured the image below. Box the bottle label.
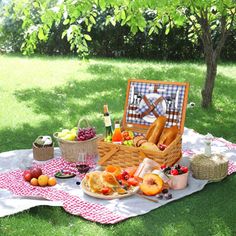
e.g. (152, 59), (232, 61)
(104, 116), (112, 127)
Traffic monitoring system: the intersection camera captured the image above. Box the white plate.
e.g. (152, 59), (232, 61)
(139, 93), (166, 123)
(81, 176), (139, 200)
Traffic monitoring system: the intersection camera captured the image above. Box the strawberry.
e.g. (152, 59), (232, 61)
(161, 164), (167, 169)
(180, 166), (188, 173)
(170, 169), (179, 175)
(116, 173), (123, 180)
(127, 177), (139, 186)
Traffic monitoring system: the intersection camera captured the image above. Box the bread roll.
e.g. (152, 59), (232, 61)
(133, 136), (147, 147)
(141, 142), (160, 152)
(147, 116), (167, 144)
(158, 125), (178, 146)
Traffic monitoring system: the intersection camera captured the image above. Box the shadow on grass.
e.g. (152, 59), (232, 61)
(6, 61), (235, 147)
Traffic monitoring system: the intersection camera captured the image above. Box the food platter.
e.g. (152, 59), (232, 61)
(139, 93), (167, 123)
(81, 176), (139, 200)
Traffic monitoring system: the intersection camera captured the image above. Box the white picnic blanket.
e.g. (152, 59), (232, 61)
(0, 127), (235, 220)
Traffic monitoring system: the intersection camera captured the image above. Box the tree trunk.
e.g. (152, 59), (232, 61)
(201, 53), (217, 108)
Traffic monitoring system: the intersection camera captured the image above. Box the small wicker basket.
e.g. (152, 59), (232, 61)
(54, 119), (102, 162)
(33, 143), (54, 161)
(190, 154), (228, 182)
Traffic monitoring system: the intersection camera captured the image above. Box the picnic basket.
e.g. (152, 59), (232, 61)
(54, 119), (101, 162)
(98, 79), (189, 168)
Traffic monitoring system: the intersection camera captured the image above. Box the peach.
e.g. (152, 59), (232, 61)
(140, 173), (163, 196)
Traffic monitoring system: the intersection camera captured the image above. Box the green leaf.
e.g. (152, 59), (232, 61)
(38, 28), (45, 40)
(121, 10), (126, 20)
(84, 34), (92, 41)
(99, 0), (106, 11)
(89, 15), (96, 24)
(63, 19), (70, 25)
(138, 27), (144, 32)
(61, 30), (67, 39)
(148, 26), (154, 35)
(110, 17), (116, 26)
(105, 15), (111, 26)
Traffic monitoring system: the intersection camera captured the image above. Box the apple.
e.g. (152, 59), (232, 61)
(30, 167), (43, 179)
(23, 171), (32, 182)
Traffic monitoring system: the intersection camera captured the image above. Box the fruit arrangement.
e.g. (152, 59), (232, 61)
(104, 130), (134, 146)
(23, 167), (57, 187)
(161, 164), (188, 175)
(83, 165), (140, 197)
(56, 126), (96, 142)
(57, 128), (77, 141)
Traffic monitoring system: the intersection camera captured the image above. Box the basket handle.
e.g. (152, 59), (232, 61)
(98, 146), (120, 165)
(78, 118), (91, 129)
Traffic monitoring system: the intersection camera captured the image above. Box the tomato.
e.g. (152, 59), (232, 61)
(127, 177), (139, 186)
(116, 173), (123, 180)
(101, 187), (112, 195)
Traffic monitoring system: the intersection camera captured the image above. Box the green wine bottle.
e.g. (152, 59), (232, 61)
(104, 104), (113, 140)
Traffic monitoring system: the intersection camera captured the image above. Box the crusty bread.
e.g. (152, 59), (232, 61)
(147, 116), (167, 144)
(158, 125), (179, 146)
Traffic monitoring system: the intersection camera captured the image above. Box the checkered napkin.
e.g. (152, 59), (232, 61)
(0, 157), (126, 224)
(136, 96), (165, 117)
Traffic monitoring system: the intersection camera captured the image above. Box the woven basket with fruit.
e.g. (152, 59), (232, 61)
(54, 118), (102, 162)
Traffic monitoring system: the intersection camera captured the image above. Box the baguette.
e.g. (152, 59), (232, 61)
(158, 125), (179, 146)
(147, 116), (167, 144)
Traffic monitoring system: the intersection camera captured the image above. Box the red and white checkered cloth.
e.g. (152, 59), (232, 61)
(0, 157), (126, 224)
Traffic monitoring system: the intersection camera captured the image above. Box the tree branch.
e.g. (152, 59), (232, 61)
(215, 10), (235, 60)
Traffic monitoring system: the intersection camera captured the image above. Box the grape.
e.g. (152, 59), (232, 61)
(77, 127), (96, 141)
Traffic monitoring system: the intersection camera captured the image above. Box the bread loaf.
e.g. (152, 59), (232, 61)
(147, 116), (167, 144)
(158, 125), (178, 146)
(141, 142), (160, 152)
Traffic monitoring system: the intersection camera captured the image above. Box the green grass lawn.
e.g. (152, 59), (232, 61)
(0, 54), (235, 236)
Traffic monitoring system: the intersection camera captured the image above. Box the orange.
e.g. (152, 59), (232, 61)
(38, 175), (49, 187)
(30, 178), (38, 186)
(48, 177), (57, 186)
(105, 165), (121, 176)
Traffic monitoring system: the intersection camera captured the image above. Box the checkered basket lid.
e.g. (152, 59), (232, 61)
(122, 79), (189, 134)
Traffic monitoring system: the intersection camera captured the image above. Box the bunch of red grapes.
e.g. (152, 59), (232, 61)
(77, 127), (96, 141)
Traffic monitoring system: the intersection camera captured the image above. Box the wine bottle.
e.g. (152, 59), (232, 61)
(112, 120), (122, 144)
(103, 104), (113, 138)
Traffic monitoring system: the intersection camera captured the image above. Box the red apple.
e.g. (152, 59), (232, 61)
(30, 167), (43, 179)
(23, 172), (32, 182)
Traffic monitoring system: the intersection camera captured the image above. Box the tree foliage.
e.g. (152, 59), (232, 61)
(1, 0), (236, 107)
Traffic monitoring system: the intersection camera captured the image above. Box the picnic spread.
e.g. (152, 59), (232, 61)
(0, 79), (236, 224)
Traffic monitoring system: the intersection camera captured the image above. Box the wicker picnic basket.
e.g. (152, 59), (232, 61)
(54, 119), (102, 162)
(98, 79), (189, 168)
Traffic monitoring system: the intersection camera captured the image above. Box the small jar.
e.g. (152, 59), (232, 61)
(134, 158), (160, 178)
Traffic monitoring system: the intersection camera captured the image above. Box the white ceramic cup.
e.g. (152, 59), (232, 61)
(168, 172), (189, 190)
